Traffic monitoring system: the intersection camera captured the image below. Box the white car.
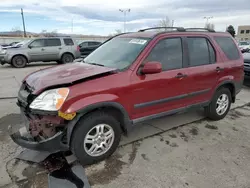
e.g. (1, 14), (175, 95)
(238, 41), (250, 52)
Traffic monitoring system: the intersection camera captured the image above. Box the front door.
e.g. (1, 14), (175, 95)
(27, 39), (46, 62)
(183, 36), (219, 104)
(129, 37), (191, 120)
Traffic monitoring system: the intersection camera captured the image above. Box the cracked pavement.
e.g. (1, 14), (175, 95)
(0, 63), (250, 188)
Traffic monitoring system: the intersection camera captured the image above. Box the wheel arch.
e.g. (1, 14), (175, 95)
(66, 102), (133, 147)
(11, 54), (29, 63)
(61, 52), (75, 59)
(214, 81), (236, 103)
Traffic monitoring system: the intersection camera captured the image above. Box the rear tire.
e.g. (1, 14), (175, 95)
(11, 55), (27, 68)
(70, 111), (121, 166)
(61, 53), (74, 64)
(205, 87), (231, 120)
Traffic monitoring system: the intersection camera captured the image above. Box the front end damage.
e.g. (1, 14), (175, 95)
(9, 82), (70, 152)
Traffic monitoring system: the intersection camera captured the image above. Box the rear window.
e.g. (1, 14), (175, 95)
(214, 36), (240, 60)
(63, 38), (74, 46)
(46, 38), (61, 46)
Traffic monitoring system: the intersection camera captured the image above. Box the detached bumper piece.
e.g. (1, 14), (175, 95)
(10, 126), (68, 152)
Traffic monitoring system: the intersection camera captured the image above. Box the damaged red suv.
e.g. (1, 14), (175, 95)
(10, 27), (244, 165)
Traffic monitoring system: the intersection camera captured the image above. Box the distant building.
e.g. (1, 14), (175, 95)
(237, 25), (250, 41)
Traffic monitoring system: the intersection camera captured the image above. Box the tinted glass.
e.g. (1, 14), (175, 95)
(84, 38), (149, 70)
(187, 37), (210, 66)
(214, 36), (240, 60)
(145, 38), (183, 71)
(64, 38), (74, 46)
(89, 42), (98, 46)
(30, 39), (45, 47)
(46, 38), (61, 46)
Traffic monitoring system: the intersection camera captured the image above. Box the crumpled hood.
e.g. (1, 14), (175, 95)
(25, 62), (117, 94)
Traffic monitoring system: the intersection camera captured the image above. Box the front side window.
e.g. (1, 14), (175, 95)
(145, 38), (183, 71)
(84, 37), (149, 70)
(29, 39), (45, 48)
(187, 37), (215, 67)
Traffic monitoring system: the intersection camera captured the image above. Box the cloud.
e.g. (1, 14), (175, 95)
(0, 0), (250, 35)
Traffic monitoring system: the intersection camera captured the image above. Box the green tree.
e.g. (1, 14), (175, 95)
(226, 25), (235, 38)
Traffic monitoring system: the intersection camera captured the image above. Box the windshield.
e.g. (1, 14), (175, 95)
(84, 37), (149, 70)
(239, 41), (249, 45)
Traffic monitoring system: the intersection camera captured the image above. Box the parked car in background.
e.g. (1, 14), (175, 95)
(10, 27), (244, 166)
(243, 52), (250, 76)
(2, 41), (27, 49)
(238, 41), (250, 53)
(78, 40), (102, 57)
(0, 37), (81, 68)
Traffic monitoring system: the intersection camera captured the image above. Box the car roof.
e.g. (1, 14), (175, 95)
(116, 27), (231, 39)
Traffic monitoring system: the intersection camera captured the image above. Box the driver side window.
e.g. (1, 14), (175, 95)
(145, 37), (183, 71)
(29, 39), (45, 48)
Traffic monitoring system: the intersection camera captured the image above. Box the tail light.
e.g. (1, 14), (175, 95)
(77, 46), (80, 51)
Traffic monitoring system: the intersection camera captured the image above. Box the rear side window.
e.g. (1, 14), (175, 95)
(214, 36), (240, 60)
(145, 38), (183, 71)
(64, 38), (74, 46)
(46, 38), (61, 46)
(187, 37), (215, 67)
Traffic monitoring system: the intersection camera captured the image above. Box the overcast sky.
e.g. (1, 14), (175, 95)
(0, 0), (250, 35)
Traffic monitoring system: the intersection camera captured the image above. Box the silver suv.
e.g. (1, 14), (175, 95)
(0, 37), (81, 68)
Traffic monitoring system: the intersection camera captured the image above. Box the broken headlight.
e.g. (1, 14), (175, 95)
(30, 88), (69, 111)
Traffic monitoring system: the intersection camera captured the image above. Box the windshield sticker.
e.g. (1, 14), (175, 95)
(129, 39), (147, 45)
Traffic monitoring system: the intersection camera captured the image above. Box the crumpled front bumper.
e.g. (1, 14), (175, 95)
(9, 107), (69, 152)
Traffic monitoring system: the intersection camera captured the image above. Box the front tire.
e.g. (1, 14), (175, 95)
(70, 111), (121, 166)
(205, 87), (231, 120)
(11, 55), (27, 68)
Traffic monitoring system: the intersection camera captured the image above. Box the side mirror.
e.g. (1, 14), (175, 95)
(141, 61), (162, 74)
(28, 45), (32, 49)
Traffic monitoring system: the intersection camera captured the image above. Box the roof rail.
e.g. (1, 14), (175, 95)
(138, 27), (185, 32)
(184, 28), (215, 32)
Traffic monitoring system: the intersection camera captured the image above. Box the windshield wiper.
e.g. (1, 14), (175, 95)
(88, 62), (104, 67)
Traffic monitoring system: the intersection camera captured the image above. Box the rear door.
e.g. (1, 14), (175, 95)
(43, 38), (62, 60)
(27, 39), (46, 61)
(184, 36), (219, 104)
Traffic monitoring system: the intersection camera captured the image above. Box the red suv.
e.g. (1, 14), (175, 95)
(10, 27), (244, 165)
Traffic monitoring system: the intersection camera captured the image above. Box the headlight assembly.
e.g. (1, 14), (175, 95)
(29, 88), (69, 111)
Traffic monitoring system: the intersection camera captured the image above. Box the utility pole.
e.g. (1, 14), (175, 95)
(172, 20), (175, 27)
(204, 16), (213, 25)
(119, 9), (131, 32)
(71, 18), (73, 34)
(21, 8), (27, 37)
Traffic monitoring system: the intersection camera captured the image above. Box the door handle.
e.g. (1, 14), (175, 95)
(41, 48), (45, 51)
(175, 73), (187, 78)
(216, 67), (224, 72)
(58, 47), (62, 50)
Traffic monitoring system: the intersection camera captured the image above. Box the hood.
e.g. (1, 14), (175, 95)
(25, 62), (117, 94)
(243, 53), (250, 61)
